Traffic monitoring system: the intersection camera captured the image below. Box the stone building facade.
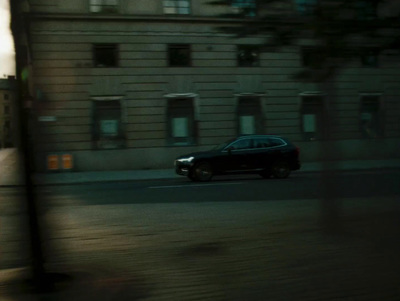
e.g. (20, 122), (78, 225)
(22, 0), (400, 171)
(0, 77), (16, 148)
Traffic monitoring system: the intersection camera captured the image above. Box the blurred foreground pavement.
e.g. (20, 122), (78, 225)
(1, 194), (399, 301)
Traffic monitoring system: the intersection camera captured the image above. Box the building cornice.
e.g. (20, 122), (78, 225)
(27, 12), (293, 26)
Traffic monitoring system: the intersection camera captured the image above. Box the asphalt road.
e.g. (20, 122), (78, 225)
(26, 169), (400, 205)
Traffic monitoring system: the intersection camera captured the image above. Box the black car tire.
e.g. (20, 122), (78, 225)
(188, 172), (196, 181)
(271, 161), (291, 179)
(259, 170), (272, 179)
(193, 161), (213, 182)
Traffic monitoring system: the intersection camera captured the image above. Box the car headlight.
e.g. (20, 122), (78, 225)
(177, 156), (194, 163)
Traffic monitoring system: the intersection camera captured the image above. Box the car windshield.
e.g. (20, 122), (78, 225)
(212, 138), (237, 151)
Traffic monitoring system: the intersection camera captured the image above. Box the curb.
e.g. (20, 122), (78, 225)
(12, 165), (400, 186)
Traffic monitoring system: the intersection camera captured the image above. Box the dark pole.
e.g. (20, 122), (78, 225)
(9, 0), (47, 290)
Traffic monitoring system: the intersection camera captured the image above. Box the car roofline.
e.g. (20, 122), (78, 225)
(236, 134), (285, 139)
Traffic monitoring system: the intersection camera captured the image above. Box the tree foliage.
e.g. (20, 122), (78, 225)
(209, 0), (400, 81)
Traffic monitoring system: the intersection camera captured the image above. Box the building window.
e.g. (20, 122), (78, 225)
(356, 0), (377, 20)
(361, 49), (379, 67)
(167, 98), (196, 145)
(237, 97), (263, 135)
(92, 100), (125, 149)
(163, 0), (191, 15)
(93, 44), (118, 67)
(90, 0), (118, 13)
(301, 95), (325, 141)
(4, 105), (10, 115)
(168, 44), (191, 67)
(360, 95), (382, 138)
(302, 47), (324, 68)
(232, 0), (257, 17)
(4, 94), (9, 100)
(237, 45), (260, 67)
(295, 0), (318, 15)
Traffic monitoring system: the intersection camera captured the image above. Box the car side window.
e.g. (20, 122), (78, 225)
(254, 138), (271, 148)
(269, 138), (285, 147)
(254, 137), (285, 148)
(228, 138), (252, 150)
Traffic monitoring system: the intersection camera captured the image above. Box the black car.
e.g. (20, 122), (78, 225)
(174, 135), (301, 181)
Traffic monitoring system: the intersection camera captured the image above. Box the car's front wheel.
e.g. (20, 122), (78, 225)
(188, 172), (196, 181)
(271, 161), (291, 179)
(193, 161), (213, 182)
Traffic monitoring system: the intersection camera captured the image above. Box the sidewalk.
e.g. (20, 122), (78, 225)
(1, 148), (400, 186)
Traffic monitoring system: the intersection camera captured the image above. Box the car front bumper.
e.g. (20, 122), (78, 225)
(174, 160), (193, 176)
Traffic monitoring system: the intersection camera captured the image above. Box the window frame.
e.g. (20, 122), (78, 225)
(89, 0), (119, 13)
(237, 96), (263, 135)
(167, 97), (197, 146)
(231, 0), (258, 17)
(92, 98), (126, 149)
(163, 0), (191, 15)
(300, 94), (326, 141)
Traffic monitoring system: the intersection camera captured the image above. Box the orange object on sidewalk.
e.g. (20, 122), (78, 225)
(47, 155), (59, 171)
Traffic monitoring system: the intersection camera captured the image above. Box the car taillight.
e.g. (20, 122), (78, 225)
(295, 146), (300, 155)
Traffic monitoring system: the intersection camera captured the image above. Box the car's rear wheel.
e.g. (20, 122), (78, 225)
(193, 161), (213, 182)
(271, 161), (291, 179)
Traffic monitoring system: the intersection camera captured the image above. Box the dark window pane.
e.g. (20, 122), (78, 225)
(356, 0), (377, 20)
(269, 138), (285, 147)
(254, 138), (271, 148)
(361, 49), (379, 67)
(237, 45), (260, 67)
(302, 47), (324, 68)
(360, 96), (381, 138)
(301, 96), (325, 140)
(230, 138), (252, 150)
(168, 44), (191, 67)
(93, 44), (118, 67)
